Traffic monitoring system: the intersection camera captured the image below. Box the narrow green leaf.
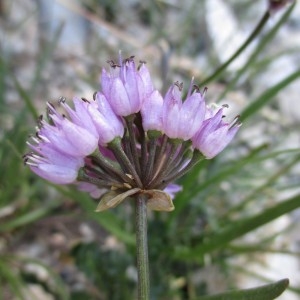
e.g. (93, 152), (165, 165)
(175, 193), (300, 260)
(227, 153), (300, 215)
(201, 11), (270, 85)
(168, 144), (267, 224)
(0, 203), (59, 232)
(240, 69), (300, 121)
(218, 2), (296, 100)
(30, 23), (63, 94)
(0, 259), (26, 300)
(11, 74), (39, 120)
(194, 278), (289, 300)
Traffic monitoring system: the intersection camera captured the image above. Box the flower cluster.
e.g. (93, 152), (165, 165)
(24, 55), (240, 212)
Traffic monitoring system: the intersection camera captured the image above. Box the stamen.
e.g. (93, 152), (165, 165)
(230, 115), (241, 129)
(107, 60), (120, 68)
(174, 81), (183, 91)
(28, 162), (39, 167)
(201, 87), (208, 97)
(193, 84), (200, 93)
(222, 104), (229, 108)
(138, 60), (147, 70)
(93, 92), (97, 100)
(46, 102), (55, 113)
(37, 115), (43, 128)
(58, 97), (66, 104)
(123, 55), (135, 64)
(81, 97), (90, 103)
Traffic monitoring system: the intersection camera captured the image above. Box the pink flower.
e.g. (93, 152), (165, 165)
(141, 90), (164, 132)
(25, 144), (84, 184)
(25, 55), (240, 210)
(101, 55), (154, 117)
(162, 81), (205, 140)
(192, 108), (240, 159)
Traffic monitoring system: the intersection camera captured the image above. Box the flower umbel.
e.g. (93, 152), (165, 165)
(24, 55), (241, 211)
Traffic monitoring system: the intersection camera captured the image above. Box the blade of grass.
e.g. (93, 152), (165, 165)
(29, 23), (63, 94)
(232, 265), (300, 295)
(200, 10), (270, 86)
(174, 193), (300, 260)
(0, 259), (27, 300)
(193, 279), (289, 300)
(218, 2), (296, 100)
(11, 73), (39, 120)
(227, 153), (300, 215)
(168, 144), (267, 224)
(240, 68), (300, 122)
(0, 203), (60, 232)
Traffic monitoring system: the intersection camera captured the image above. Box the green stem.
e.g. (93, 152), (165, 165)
(201, 11), (270, 86)
(135, 194), (150, 300)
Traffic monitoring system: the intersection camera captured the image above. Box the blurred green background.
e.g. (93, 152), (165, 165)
(1, 0), (300, 299)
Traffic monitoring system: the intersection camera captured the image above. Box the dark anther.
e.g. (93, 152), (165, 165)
(201, 87), (208, 97)
(193, 84), (200, 92)
(230, 115), (241, 128)
(174, 81), (183, 91)
(37, 115), (43, 127)
(81, 97), (90, 103)
(22, 153), (29, 159)
(123, 55), (135, 64)
(138, 60), (147, 71)
(46, 107), (53, 115)
(23, 157), (29, 165)
(58, 97), (66, 104)
(35, 132), (41, 139)
(47, 102), (55, 109)
(62, 114), (66, 118)
(222, 104), (229, 108)
(93, 92), (97, 100)
(107, 60), (120, 68)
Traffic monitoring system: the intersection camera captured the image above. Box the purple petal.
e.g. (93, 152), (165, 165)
(141, 90), (163, 132)
(164, 183), (182, 199)
(30, 164), (78, 184)
(109, 78), (132, 116)
(139, 63), (154, 95)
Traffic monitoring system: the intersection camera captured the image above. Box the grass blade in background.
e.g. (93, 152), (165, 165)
(218, 2), (296, 101)
(194, 278), (289, 300)
(175, 193), (300, 260)
(240, 69), (300, 121)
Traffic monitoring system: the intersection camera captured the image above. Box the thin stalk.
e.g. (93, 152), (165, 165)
(160, 151), (204, 189)
(135, 194), (150, 300)
(149, 135), (169, 181)
(143, 137), (158, 184)
(201, 11), (270, 86)
(126, 116), (141, 176)
(217, 1), (296, 101)
(109, 137), (143, 188)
